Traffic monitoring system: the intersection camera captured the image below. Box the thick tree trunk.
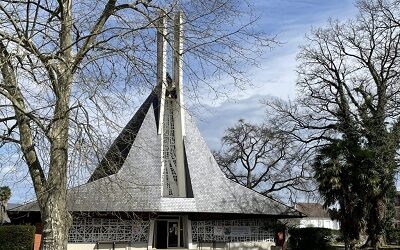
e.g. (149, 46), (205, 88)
(41, 108), (72, 250)
(40, 85), (72, 249)
(40, 195), (72, 250)
(344, 239), (349, 250)
(39, 68), (73, 249)
(39, 0), (74, 247)
(0, 201), (9, 224)
(1, 39), (73, 248)
(363, 197), (386, 249)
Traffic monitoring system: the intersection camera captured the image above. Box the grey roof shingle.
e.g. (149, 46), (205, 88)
(11, 90), (302, 218)
(295, 203), (330, 218)
(88, 90), (159, 182)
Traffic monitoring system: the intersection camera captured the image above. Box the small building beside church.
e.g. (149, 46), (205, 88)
(8, 11), (302, 250)
(295, 203), (339, 230)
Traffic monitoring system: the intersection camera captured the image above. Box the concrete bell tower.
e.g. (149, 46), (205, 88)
(157, 11), (187, 197)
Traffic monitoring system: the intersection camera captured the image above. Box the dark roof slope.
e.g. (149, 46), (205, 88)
(296, 203), (330, 218)
(88, 90), (159, 182)
(7, 203), (20, 209)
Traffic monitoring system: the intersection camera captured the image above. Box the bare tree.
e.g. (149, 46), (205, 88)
(265, 0), (400, 247)
(0, 0), (273, 249)
(213, 119), (312, 202)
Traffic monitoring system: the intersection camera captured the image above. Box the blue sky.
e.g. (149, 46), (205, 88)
(196, 0), (357, 150)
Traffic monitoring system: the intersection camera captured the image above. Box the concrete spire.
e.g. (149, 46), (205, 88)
(157, 10), (187, 197)
(173, 11), (185, 136)
(172, 11), (186, 197)
(156, 12), (167, 135)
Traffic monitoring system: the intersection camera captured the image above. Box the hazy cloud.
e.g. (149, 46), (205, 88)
(196, 0), (357, 149)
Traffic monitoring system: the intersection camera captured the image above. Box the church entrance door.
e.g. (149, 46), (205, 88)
(167, 220), (179, 248)
(155, 218), (182, 249)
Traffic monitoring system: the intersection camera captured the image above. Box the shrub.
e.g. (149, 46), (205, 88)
(0, 187), (11, 202)
(387, 229), (400, 245)
(0, 225), (36, 250)
(288, 227), (336, 250)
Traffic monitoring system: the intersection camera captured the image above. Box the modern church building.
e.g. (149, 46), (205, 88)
(9, 12), (302, 250)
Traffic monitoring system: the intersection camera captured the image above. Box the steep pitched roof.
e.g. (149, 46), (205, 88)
(88, 89), (159, 182)
(11, 90), (302, 218)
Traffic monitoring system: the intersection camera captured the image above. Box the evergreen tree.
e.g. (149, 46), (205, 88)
(314, 137), (371, 250)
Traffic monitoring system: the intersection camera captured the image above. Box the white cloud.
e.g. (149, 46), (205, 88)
(195, 0), (358, 149)
(194, 94), (268, 150)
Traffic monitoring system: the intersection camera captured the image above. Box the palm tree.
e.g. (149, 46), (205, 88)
(314, 139), (370, 250)
(0, 186), (11, 224)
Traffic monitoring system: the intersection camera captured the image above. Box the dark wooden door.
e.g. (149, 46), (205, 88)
(156, 221), (167, 249)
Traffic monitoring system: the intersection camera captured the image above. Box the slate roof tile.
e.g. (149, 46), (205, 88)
(11, 90), (302, 218)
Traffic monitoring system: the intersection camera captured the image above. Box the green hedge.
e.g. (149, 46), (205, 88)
(0, 225), (36, 250)
(288, 227), (337, 250)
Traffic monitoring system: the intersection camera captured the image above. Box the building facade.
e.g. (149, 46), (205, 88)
(295, 203), (339, 230)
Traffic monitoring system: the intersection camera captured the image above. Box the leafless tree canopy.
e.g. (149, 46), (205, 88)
(213, 119), (313, 203)
(0, 0), (273, 249)
(264, 0), (400, 247)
